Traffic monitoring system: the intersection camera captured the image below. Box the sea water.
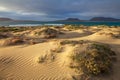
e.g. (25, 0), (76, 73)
(0, 21), (120, 26)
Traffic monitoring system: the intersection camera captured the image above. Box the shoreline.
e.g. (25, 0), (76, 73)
(0, 21), (120, 27)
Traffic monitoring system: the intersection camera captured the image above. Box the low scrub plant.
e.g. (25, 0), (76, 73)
(69, 43), (116, 75)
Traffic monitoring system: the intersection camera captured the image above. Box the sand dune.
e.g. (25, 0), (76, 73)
(0, 42), (75, 80)
(0, 26), (120, 80)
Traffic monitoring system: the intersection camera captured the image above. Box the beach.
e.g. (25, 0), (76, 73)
(0, 25), (120, 80)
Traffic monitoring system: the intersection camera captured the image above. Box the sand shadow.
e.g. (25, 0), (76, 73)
(57, 31), (93, 39)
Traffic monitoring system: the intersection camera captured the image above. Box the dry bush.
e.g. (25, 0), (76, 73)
(0, 27), (28, 32)
(69, 43), (116, 75)
(0, 33), (9, 39)
(64, 25), (81, 30)
(11, 37), (24, 44)
(28, 39), (45, 45)
(35, 28), (61, 38)
(38, 53), (56, 63)
(1, 36), (46, 46)
(38, 45), (63, 63)
(64, 25), (87, 30)
(98, 31), (120, 38)
(38, 55), (47, 63)
(60, 40), (89, 46)
(3, 37), (25, 46)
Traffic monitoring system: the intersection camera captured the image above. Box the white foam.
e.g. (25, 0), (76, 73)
(43, 24), (64, 26)
(9, 24), (42, 27)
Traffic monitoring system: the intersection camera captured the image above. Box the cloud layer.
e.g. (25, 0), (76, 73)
(0, 0), (120, 20)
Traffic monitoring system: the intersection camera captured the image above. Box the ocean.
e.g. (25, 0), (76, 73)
(0, 21), (120, 26)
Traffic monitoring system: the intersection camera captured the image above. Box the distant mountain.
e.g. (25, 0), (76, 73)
(56, 18), (84, 22)
(56, 17), (120, 22)
(1, 17), (120, 22)
(0, 18), (13, 21)
(90, 17), (120, 21)
(0, 17), (39, 22)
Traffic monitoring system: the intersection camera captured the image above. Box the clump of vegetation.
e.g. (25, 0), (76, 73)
(50, 46), (63, 53)
(28, 39), (45, 45)
(64, 25), (87, 30)
(96, 25), (110, 28)
(0, 27), (29, 32)
(41, 28), (58, 38)
(34, 28), (62, 39)
(37, 45), (64, 64)
(38, 55), (47, 63)
(1, 35), (46, 46)
(98, 31), (120, 38)
(60, 40), (89, 46)
(2, 36), (26, 46)
(38, 53), (56, 63)
(0, 33), (9, 39)
(111, 32), (120, 38)
(69, 43), (116, 75)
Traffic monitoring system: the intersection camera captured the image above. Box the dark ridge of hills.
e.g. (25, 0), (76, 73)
(0, 17), (39, 22)
(56, 18), (85, 22)
(0, 18), (13, 21)
(90, 17), (120, 21)
(56, 17), (120, 22)
(0, 17), (120, 22)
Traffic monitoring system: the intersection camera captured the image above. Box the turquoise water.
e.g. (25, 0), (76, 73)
(0, 21), (120, 26)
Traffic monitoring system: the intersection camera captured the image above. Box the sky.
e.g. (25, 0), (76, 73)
(0, 0), (120, 21)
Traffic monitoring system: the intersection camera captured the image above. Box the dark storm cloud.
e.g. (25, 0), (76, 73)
(0, 0), (120, 20)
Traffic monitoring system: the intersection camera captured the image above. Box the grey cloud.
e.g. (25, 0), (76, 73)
(0, 0), (120, 20)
